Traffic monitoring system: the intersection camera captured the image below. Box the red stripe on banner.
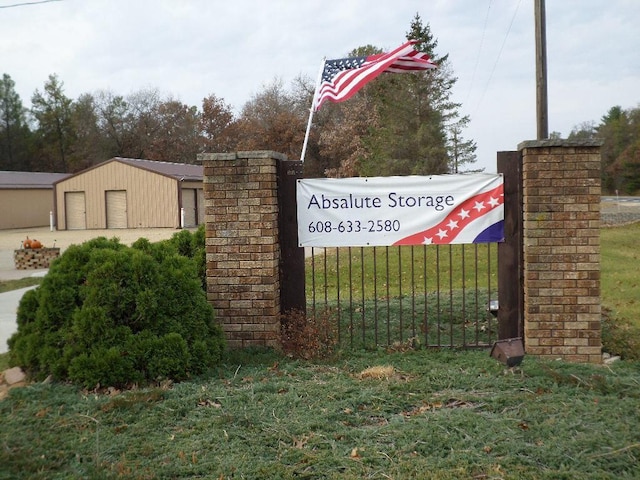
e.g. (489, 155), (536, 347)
(392, 184), (504, 246)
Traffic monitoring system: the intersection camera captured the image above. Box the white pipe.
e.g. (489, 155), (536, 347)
(49, 211), (54, 231)
(180, 207), (185, 229)
(300, 57), (326, 162)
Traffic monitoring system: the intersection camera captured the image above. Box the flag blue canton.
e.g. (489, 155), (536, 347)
(322, 57), (368, 83)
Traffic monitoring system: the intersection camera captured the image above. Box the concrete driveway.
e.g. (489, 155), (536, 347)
(0, 285), (38, 354)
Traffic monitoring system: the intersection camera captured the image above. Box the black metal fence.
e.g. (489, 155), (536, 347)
(306, 243), (499, 349)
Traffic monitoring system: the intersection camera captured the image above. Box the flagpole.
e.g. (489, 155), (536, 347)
(300, 57), (325, 162)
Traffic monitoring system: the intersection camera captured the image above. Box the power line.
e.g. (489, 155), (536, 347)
(472, 0), (523, 118)
(0, 0), (61, 8)
(464, 0), (492, 107)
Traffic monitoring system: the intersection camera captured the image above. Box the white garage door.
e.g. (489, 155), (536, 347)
(106, 190), (127, 229)
(65, 191), (86, 230)
(182, 188), (197, 227)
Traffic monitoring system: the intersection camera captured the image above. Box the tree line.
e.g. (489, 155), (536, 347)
(568, 105), (640, 194)
(0, 15), (480, 179)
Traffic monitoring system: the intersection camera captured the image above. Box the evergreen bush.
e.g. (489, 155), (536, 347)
(8, 231), (224, 387)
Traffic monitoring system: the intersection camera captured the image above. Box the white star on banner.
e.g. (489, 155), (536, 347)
(447, 219), (459, 230)
(436, 229), (448, 239)
(473, 201), (486, 212)
(458, 208), (470, 219)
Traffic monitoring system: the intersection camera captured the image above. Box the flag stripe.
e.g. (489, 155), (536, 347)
(314, 40), (437, 111)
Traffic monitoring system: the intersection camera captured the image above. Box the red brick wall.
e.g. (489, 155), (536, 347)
(198, 151), (285, 349)
(520, 140), (602, 363)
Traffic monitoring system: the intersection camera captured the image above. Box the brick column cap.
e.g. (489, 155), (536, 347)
(197, 151), (288, 163)
(518, 139), (603, 151)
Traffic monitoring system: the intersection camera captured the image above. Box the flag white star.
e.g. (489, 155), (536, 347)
(473, 201), (486, 212)
(447, 219), (459, 230)
(488, 196), (500, 207)
(422, 236), (433, 245)
(436, 229), (448, 239)
(458, 208), (470, 219)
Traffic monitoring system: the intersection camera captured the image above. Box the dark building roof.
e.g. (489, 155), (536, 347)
(0, 171), (71, 189)
(53, 157), (203, 184)
(114, 158), (203, 181)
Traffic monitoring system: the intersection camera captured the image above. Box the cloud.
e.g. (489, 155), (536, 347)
(0, 0), (637, 172)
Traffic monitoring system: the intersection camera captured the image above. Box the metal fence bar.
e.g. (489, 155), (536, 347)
(448, 245), (454, 347)
(373, 246), (378, 345)
(474, 243), (480, 344)
(336, 247), (341, 345)
(485, 243), (492, 342)
(360, 247), (365, 345)
(306, 243), (498, 350)
(410, 246), (417, 340)
(461, 244), (467, 346)
(311, 248), (317, 321)
(385, 247), (391, 345)
(423, 245), (429, 345)
(436, 246), (441, 346)
(398, 247), (403, 343)
(348, 246), (354, 347)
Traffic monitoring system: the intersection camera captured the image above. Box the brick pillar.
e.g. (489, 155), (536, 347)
(519, 139), (602, 363)
(197, 151), (285, 349)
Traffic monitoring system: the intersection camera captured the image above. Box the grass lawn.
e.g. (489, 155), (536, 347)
(1, 223), (639, 478)
(1, 348), (639, 479)
(0, 276), (42, 294)
(601, 222), (640, 328)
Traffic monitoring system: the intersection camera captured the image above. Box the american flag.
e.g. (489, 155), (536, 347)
(392, 184), (505, 246)
(313, 40), (437, 112)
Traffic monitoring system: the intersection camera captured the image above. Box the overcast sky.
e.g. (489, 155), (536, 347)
(1, 0), (638, 172)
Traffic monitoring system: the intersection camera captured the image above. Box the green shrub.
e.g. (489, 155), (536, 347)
(8, 235), (224, 388)
(601, 308), (640, 360)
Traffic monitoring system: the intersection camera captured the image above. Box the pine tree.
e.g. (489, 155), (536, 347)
(0, 73), (31, 170)
(31, 74), (76, 172)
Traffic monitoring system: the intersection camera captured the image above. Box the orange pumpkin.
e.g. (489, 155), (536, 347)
(23, 237), (32, 249)
(31, 239), (43, 249)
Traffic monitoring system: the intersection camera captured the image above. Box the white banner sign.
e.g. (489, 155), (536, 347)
(297, 174), (504, 247)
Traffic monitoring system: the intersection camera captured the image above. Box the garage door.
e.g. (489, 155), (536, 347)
(182, 188), (197, 227)
(106, 190), (127, 229)
(65, 191), (86, 230)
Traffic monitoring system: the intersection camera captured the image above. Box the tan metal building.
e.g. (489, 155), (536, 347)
(54, 158), (204, 230)
(0, 171), (70, 230)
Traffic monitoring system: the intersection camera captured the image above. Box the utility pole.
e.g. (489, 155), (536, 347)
(534, 0), (549, 139)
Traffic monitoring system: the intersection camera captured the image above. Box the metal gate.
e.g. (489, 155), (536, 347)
(278, 153), (523, 351)
(306, 244), (498, 349)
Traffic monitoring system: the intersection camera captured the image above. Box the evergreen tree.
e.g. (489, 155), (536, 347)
(447, 117), (478, 173)
(0, 73), (31, 170)
(31, 74), (76, 172)
(406, 13), (477, 174)
(357, 13), (476, 176)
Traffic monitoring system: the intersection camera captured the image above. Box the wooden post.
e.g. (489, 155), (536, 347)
(277, 160), (306, 315)
(497, 151), (524, 340)
(535, 0), (549, 140)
